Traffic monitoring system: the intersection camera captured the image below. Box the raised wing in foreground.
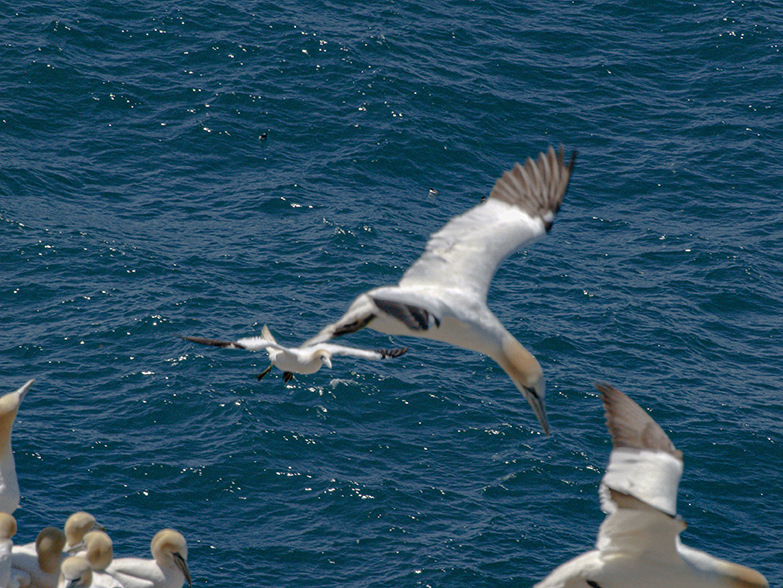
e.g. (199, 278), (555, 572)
(535, 382), (768, 588)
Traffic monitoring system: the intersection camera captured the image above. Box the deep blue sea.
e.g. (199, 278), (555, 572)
(2, 1), (781, 586)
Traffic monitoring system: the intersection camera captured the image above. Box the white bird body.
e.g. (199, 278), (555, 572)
(57, 557), (91, 588)
(11, 527), (65, 588)
(183, 325), (408, 382)
(0, 380), (33, 514)
(74, 532), (122, 588)
(0, 513), (28, 588)
(104, 529), (190, 588)
(535, 383), (768, 588)
(303, 147), (575, 433)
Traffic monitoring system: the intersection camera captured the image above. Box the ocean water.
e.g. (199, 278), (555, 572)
(1, 0), (781, 586)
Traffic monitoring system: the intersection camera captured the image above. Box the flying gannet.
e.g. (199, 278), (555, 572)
(182, 324), (408, 382)
(302, 146), (575, 434)
(535, 382), (769, 588)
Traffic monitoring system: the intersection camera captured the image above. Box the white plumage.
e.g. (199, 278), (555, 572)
(0, 380), (32, 515)
(303, 146), (575, 433)
(535, 382), (769, 588)
(183, 324), (408, 382)
(104, 529), (191, 588)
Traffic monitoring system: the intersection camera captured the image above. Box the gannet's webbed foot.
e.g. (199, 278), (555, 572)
(257, 364), (273, 380)
(283, 371), (294, 383)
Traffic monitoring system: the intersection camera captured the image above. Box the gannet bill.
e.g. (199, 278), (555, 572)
(11, 526), (66, 588)
(0, 379), (33, 514)
(182, 324), (409, 382)
(303, 146), (575, 434)
(57, 557), (92, 588)
(104, 529), (191, 588)
(534, 382), (769, 588)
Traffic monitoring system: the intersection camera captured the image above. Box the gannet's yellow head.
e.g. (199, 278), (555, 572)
(0, 513), (16, 540)
(496, 334), (549, 435)
(151, 529), (192, 587)
(316, 349), (333, 369)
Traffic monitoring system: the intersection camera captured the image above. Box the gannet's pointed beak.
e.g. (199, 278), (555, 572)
(173, 552), (192, 587)
(523, 380), (550, 436)
(14, 379), (34, 403)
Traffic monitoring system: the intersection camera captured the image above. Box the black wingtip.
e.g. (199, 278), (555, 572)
(377, 346), (409, 359)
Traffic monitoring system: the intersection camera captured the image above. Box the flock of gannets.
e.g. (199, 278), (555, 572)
(182, 145), (768, 586)
(8, 147), (767, 586)
(0, 381), (191, 588)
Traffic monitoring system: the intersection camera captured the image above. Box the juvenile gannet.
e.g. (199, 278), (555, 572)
(535, 382), (769, 588)
(182, 324), (408, 382)
(303, 146), (575, 434)
(104, 529), (191, 588)
(0, 379), (33, 514)
(57, 557), (91, 588)
(11, 526), (65, 588)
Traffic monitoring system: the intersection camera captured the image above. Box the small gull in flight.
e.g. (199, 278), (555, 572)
(182, 325), (408, 382)
(302, 146), (575, 434)
(535, 382), (769, 588)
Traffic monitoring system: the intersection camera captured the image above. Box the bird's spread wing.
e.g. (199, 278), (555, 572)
(595, 490), (686, 559)
(181, 334), (280, 352)
(314, 343), (409, 360)
(595, 382), (683, 518)
(399, 146), (575, 301)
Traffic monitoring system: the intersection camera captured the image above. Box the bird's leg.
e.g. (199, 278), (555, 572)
(257, 364), (274, 380)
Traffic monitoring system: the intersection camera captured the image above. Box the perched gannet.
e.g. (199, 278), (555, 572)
(535, 382), (769, 588)
(57, 557), (91, 588)
(182, 324), (408, 382)
(78, 531), (121, 588)
(104, 529), (191, 588)
(0, 380), (33, 514)
(0, 513), (28, 588)
(64, 512), (105, 554)
(11, 526), (66, 588)
(303, 147), (575, 434)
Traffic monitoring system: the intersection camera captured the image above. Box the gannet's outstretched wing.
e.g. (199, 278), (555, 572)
(596, 382), (683, 517)
(181, 335), (282, 352)
(399, 146), (575, 302)
(312, 343), (409, 361)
